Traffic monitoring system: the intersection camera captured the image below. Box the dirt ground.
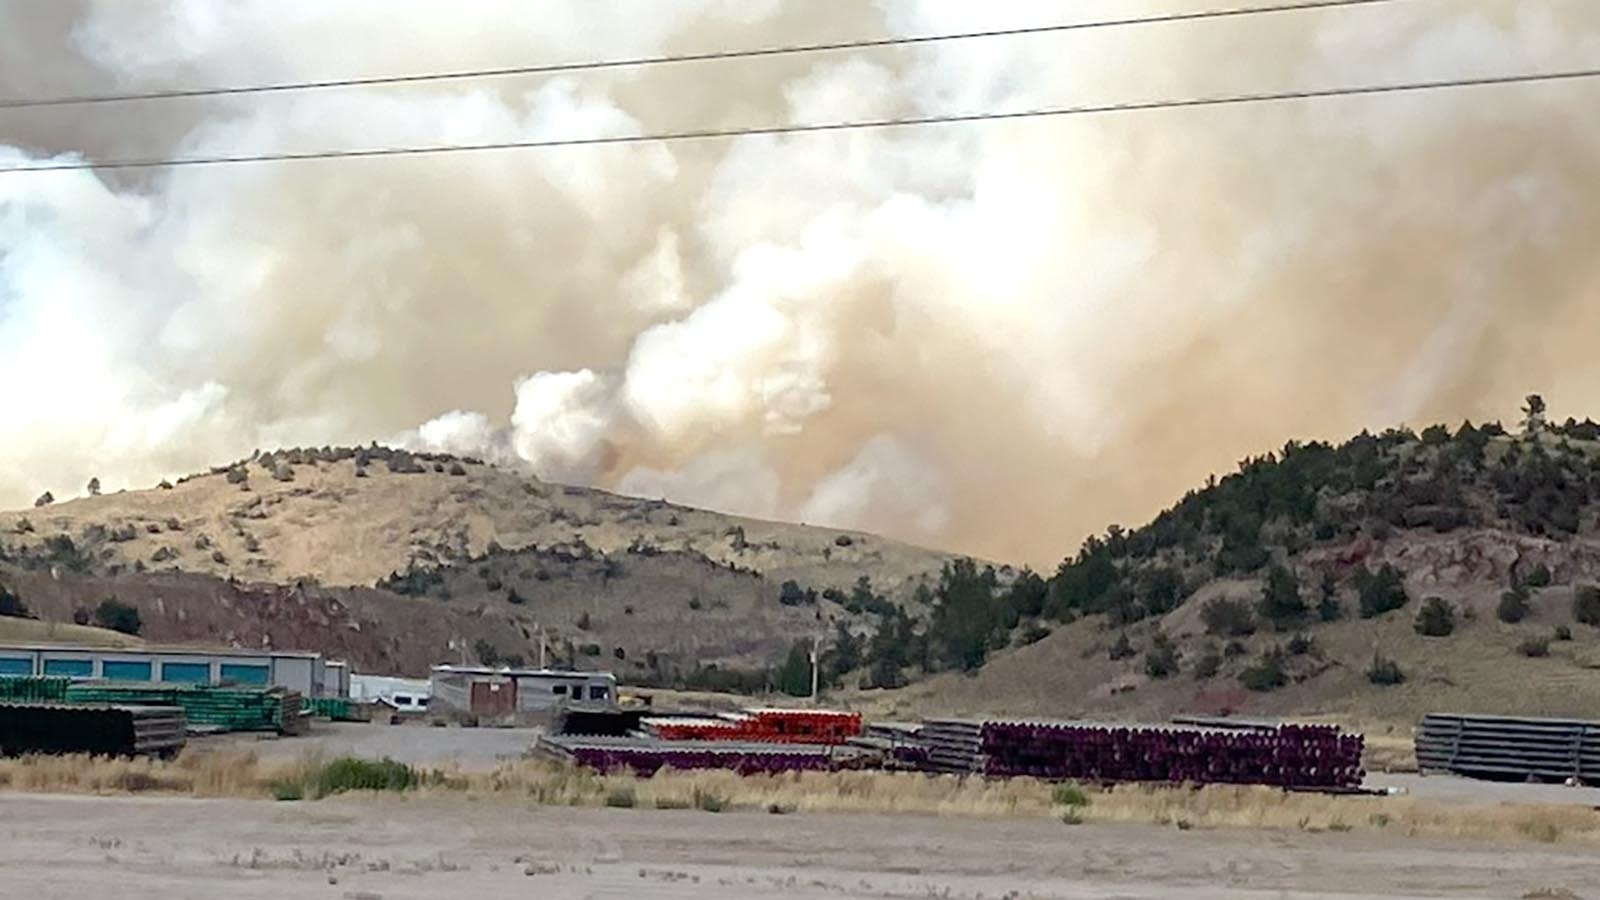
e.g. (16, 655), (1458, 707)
(204, 721), (545, 768)
(5, 791), (1598, 900)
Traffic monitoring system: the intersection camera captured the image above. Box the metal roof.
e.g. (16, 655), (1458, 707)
(0, 642), (321, 660)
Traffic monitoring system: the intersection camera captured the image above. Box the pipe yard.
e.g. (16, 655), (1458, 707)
(7, 664), (1600, 898)
(9, 644), (1600, 899)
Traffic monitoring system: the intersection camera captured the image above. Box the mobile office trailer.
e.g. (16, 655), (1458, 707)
(349, 673), (431, 712)
(0, 643), (327, 696)
(429, 665), (617, 717)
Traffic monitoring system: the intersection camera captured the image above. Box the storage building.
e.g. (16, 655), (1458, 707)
(0, 643), (329, 696)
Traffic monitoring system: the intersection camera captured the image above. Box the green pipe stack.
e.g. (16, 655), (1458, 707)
(0, 676), (72, 704)
(61, 683), (304, 734)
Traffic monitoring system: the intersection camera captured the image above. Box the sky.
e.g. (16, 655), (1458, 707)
(1, 0), (1598, 567)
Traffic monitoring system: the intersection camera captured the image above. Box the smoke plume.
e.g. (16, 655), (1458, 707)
(2, 0), (1598, 566)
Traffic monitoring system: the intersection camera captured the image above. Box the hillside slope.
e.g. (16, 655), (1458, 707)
(859, 413), (1600, 724)
(0, 446), (949, 594)
(0, 446), (959, 678)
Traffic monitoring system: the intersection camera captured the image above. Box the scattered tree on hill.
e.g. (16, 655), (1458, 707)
(1286, 632), (1314, 656)
(864, 606), (919, 688)
(1518, 636), (1551, 658)
(927, 559), (1002, 671)
(93, 598), (142, 635)
(1201, 597), (1255, 637)
(1497, 586), (1531, 623)
(1108, 632), (1136, 661)
(1574, 586), (1600, 626)
(1239, 648), (1287, 692)
(1139, 566), (1188, 617)
(778, 579), (817, 607)
(0, 584), (29, 619)
(1256, 565), (1307, 631)
(824, 620), (861, 683)
(1555, 624), (1574, 641)
(474, 639), (502, 667)
(843, 575), (896, 617)
(1365, 652), (1405, 685)
(1523, 563), (1553, 588)
(33, 491), (53, 508)
(1414, 597), (1455, 637)
(1143, 633), (1180, 679)
(1522, 393), (1547, 438)
(774, 640), (813, 697)
(576, 612), (592, 631)
(1356, 564), (1409, 618)
(1191, 645), (1222, 680)
(86, 477), (101, 497)
(1316, 572), (1344, 621)
(1420, 424), (1450, 445)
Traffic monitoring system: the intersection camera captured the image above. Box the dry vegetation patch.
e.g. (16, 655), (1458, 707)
(3, 750), (1598, 846)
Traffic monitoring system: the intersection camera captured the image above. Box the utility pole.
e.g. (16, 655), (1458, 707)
(809, 634), (820, 704)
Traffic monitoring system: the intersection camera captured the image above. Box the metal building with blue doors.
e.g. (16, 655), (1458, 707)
(0, 643), (327, 695)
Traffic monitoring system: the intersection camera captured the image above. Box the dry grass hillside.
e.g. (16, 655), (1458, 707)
(0, 446), (949, 596)
(0, 615), (143, 648)
(0, 446), (959, 679)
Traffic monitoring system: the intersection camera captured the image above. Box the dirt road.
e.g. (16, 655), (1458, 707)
(5, 792), (1595, 899)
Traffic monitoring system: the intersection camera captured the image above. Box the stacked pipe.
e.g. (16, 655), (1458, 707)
(1416, 714), (1600, 783)
(971, 720), (1363, 789)
(538, 734), (842, 776)
(0, 676), (71, 704)
(0, 702), (187, 757)
(647, 708), (862, 744)
(62, 683), (304, 734)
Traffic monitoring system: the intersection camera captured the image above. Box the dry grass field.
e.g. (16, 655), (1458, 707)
(3, 748), (1598, 848)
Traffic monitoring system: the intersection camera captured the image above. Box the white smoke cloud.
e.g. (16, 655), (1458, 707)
(618, 446), (782, 521)
(509, 370), (617, 480)
(799, 436), (949, 537)
(2, 0), (1599, 566)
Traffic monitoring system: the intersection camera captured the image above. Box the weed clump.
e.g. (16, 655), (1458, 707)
(309, 757), (416, 797)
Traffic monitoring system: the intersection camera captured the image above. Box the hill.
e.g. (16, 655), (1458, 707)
(0, 615), (143, 649)
(0, 446), (959, 680)
(851, 406), (1600, 724)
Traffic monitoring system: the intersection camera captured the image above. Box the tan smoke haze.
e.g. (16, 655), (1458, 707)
(2, 0), (1598, 567)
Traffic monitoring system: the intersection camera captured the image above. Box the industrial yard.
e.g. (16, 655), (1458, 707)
(7, 641), (1600, 898)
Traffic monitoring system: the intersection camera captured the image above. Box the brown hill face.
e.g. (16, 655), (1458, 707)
(0, 447), (959, 678)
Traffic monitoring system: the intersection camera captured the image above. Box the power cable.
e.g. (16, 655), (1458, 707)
(1, 65), (1593, 174)
(0, 0), (1412, 110)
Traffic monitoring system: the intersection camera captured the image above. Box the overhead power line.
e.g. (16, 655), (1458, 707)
(0, 0), (1409, 110)
(2, 65), (1594, 175)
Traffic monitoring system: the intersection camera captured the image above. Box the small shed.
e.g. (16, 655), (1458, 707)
(430, 666), (617, 717)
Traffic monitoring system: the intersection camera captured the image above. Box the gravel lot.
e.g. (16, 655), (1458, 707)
(5, 791), (1597, 899)
(199, 721), (543, 767)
